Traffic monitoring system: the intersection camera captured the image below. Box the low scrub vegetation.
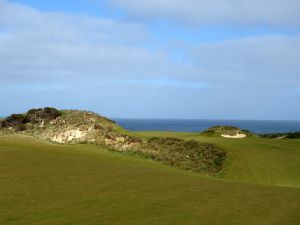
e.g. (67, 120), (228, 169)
(259, 132), (300, 139)
(143, 137), (226, 174)
(0, 107), (61, 130)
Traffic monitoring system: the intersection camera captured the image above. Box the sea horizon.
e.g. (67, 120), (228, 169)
(2, 115), (300, 134)
(114, 118), (300, 134)
(113, 117), (300, 122)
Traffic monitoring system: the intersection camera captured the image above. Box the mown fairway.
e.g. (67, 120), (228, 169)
(0, 135), (300, 225)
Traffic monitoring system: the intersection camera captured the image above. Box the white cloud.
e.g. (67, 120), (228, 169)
(1, 0), (299, 88)
(0, 0), (176, 84)
(108, 0), (300, 26)
(1, 0), (299, 89)
(188, 35), (300, 88)
(0, 0), (300, 119)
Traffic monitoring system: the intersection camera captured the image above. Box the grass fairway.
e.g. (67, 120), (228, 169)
(1, 136), (300, 225)
(134, 131), (300, 188)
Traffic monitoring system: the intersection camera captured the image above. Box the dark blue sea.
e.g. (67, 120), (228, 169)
(114, 119), (300, 134)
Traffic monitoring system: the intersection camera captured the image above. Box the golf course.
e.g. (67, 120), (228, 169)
(1, 131), (300, 225)
(2, 0), (300, 224)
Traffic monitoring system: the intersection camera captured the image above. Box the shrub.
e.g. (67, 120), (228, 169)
(16, 124), (27, 131)
(286, 132), (300, 138)
(145, 137), (226, 175)
(25, 107), (62, 123)
(260, 132), (300, 139)
(94, 124), (103, 130)
(5, 114), (26, 125)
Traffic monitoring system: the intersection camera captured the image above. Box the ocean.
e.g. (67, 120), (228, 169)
(2, 115), (300, 134)
(114, 119), (300, 134)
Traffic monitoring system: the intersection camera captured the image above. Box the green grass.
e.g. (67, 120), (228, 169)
(0, 135), (300, 225)
(133, 131), (300, 188)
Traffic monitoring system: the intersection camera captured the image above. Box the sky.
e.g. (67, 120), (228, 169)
(0, 0), (300, 119)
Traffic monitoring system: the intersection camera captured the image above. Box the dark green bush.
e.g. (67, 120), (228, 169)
(5, 114), (26, 125)
(16, 124), (27, 131)
(286, 132), (300, 138)
(260, 132), (300, 139)
(26, 107), (62, 123)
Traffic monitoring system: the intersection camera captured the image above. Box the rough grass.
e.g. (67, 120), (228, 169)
(0, 135), (300, 225)
(133, 131), (300, 187)
(142, 137), (226, 174)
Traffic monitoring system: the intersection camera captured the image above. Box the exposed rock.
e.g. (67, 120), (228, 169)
(51, 129), (87, 143)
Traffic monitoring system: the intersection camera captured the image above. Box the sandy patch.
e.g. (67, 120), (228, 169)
(51, 129), (86, 143)
(221, 133), (246, 139)
(276, 136), (286, 139)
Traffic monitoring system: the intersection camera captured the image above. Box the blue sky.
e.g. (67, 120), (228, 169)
(0, 0), (300, 119)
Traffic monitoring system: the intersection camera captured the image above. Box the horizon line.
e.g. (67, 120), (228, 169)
(112, 117), (300, 122)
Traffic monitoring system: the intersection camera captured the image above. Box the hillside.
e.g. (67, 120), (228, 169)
(0, 108), (226, 175)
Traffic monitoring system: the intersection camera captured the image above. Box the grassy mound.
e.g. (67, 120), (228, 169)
(201, 126), (249, 137)
(0, 108), (226, 176)
(0, 108), (139, 147)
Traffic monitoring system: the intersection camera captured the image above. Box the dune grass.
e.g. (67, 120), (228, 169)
(0, 135), (300, 225)
(133, 131), (300, 188)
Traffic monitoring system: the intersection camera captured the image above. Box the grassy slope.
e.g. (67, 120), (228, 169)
(0, 136), (300, 225)
(133, 131), (300, 188)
